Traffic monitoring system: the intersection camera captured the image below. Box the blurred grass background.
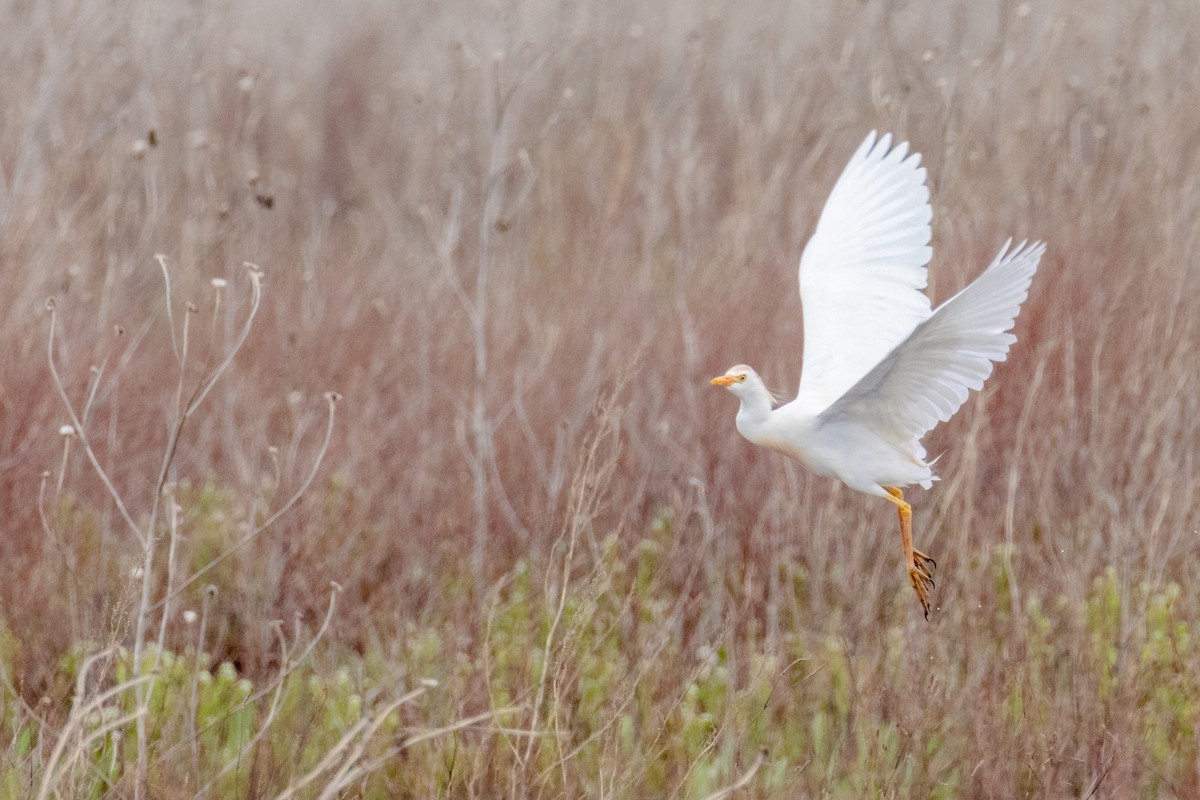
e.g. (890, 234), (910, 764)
(2, 0), (1199, 796)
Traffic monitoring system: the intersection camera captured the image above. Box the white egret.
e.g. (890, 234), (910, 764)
(711, 131), (1044, 618)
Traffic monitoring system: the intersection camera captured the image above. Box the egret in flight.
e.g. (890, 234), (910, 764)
(711, 132), (1044, 618)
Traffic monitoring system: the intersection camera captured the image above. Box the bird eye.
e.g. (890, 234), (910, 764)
(737, 375), (747, 382)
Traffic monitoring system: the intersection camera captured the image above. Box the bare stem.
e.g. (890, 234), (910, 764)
(151, 391), (339, 611)
(44, 300), (146, 549)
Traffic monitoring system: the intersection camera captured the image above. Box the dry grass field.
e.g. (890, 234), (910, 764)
(2, 0), (1199, 796)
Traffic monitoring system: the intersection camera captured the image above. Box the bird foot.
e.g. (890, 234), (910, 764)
(908, 549), (937, 620)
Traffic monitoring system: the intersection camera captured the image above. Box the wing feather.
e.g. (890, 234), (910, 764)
(821, 239), (1046, 448)
(796, 131), (934, 415)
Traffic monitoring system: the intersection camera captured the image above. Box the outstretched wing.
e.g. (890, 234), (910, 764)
(822, 239), (1045, 449)
(795, 131), (934, 416)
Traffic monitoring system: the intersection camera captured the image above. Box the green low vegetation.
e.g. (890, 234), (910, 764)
(4, 488), (1197, 797)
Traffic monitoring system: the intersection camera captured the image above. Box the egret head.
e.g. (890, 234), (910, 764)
(710, 365), (760, 396)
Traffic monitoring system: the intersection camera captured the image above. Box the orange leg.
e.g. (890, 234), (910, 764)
(884, 487), (936, 619)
